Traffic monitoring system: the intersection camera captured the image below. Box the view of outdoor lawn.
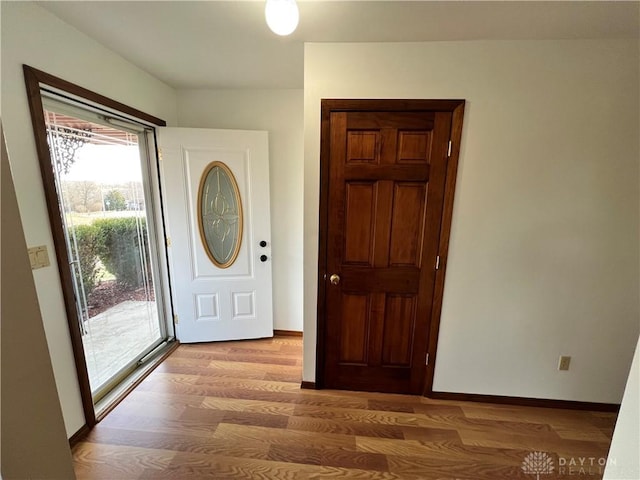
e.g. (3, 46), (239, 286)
(64, 184), (153, 318)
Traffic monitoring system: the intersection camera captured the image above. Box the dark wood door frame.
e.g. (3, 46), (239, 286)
(315, 99), (465, 395)
(23, 65), (167, 431)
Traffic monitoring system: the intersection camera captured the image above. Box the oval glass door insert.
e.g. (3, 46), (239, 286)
(198, 161), (243, 268)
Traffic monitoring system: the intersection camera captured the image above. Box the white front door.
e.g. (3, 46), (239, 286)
(158, 128), (273, 342)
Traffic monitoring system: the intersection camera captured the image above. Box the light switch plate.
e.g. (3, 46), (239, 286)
(28, 245), (50, 269)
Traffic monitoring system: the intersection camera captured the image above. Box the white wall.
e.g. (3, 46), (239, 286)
(303, 40), (639, 403)
(177, 89), (304, 332)
(604, 335), (640, 479)
(1, 1), (177, 436)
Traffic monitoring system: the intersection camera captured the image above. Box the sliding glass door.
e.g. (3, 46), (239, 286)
(43, 96), (168, 403)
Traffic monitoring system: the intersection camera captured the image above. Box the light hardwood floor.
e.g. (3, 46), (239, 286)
(73, 337), (617, 479)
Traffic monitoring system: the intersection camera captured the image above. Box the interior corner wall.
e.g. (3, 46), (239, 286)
(303, 40), (640, 403)
(2, 127), (76, 480)
(604, 335), (640, 479)
(1, 1), (178, 436)
(177, 89), (304, 332)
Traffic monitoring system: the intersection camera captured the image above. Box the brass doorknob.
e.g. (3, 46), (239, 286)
(330, 274), (340, 285)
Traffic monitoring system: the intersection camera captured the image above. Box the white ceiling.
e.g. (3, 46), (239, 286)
(38, 1), (640, 90)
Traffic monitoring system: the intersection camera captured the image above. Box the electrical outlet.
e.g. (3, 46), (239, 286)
(558, 355), (571, 371)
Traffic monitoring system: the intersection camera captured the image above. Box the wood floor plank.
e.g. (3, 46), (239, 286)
(158, 363), (268, 380)
(276, 344), (304, 354)
(201, 395), (297, 416)
(212, 423), (357, 450)
(410, 403), (466, 416)
(222, 410), (291, 429)
(386, 454), (523, 480)
(318, 449), (389, 472)
(173, 349), (299, 366)
(368, 399), (416, 413)
(356, 436), (531, 467)
(263, 371), (302, 383)
(82, 426), (270, 459)
(553, 424), (612, 442)
(292, 402), (551, 439)
(227, 346), (302, 358)
(99, 412), (222, 438)
(266, 444), (322, 466)
(287, 415), (406, 439)
(458, 428), (612, 457)
(291, 403), (435, 427)
(460, 403), (610, 427)
(141, 371), (200, 384)
(140, 451), (421, 480)
(73, 442), (174, 480)
(267, 443), (391, 471)
(399, 425), (462, 442)
(106, 396), (189, 420)
(125, 389), (206, 408)
(193, 375), (302, 393)
(356, 436), (456, 457)
(197, 386), (370, 409)
(206, 359), (302, 374)
(73, 337), (617, 480)
(178, 341), (283, 353)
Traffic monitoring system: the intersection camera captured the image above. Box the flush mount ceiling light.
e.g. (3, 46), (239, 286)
(265, 0), (299, 36)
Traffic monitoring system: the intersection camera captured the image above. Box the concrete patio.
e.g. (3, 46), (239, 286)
(82, 300), (160, 392)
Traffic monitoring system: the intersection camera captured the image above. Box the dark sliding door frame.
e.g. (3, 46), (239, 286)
(23, 65), (168, 430)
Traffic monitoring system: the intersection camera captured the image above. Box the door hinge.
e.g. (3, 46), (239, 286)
(425, 353), (430, 365)
(447, 141), (452, 158)
(435, 255), (441, 270)
(173, 314), (179, 324)
(158, 147), (163, 162)
(166, 236), (171, 247)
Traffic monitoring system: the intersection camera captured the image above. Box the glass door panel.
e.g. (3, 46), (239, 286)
(43, 101), (166, 401)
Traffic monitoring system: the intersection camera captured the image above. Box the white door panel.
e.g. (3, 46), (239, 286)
(159, 128), (273, 343)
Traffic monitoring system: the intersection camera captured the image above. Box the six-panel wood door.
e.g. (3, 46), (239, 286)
(323, 106), (454, 394)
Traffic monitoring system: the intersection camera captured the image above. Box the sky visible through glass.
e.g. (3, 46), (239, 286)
(64, 144), (142, 183)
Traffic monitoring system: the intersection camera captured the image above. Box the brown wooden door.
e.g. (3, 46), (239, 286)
(320, 100), (463, 395)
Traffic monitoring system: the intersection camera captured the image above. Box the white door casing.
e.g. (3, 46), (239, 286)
(158, 128), (273, 342)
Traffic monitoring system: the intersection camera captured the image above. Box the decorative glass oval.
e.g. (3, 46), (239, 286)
(197, 161), (243, 268)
